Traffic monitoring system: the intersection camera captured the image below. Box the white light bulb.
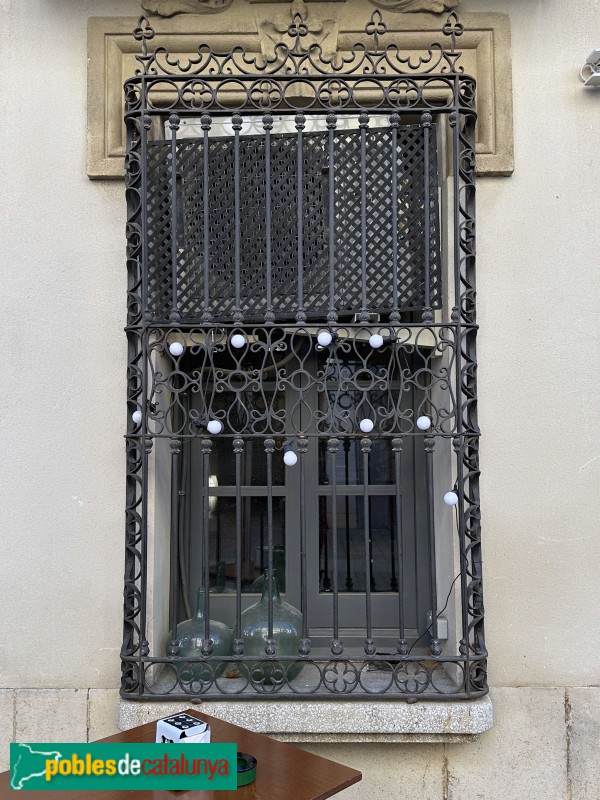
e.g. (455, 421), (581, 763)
(230, 334), (246, 349)
(169, 341), (184, 357)
(369, 333), (384, 349)
(206, 420), (223, 435)
(317, 330), (333, 347)
(284, 450), (298, 466)
(132, 410), (143, 425)
(444, 491), (459, 506)
(359, 418), (374, 433)
(416, 415), (431, 431)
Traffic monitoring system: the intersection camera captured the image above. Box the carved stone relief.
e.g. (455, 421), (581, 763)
(88, 11), (513, 178)
(249, 0), (345, 3)
(140, 0), (458, 13)
(140, 0), (232, 16)
(258, 0), (339, 59)
(369, 0), (459, 12)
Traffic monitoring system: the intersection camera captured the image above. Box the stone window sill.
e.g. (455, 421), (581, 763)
(118, 695), (493, 743)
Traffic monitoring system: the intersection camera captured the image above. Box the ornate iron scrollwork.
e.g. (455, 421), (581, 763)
(122, 6), (485, 701)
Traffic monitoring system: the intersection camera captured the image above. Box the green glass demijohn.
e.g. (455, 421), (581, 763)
(241, 570), (304, 683)
(174, 588), (233, 681)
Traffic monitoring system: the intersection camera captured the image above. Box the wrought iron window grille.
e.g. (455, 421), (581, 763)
(123, 8), (485, 700)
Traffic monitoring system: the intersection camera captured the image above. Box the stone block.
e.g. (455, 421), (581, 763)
(118, 696), (492, 740)
(118, 700), (198, 731)
(300, 742), (444, 800)
(569, 687), (600, 800)
(15, 689), (87, 744)
(0, 690), (15, 771)
(88, 689), (120, 742)
(445, 687), (567, 800)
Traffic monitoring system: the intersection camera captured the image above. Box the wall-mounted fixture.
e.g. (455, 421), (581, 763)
(581, 49), (600, 86)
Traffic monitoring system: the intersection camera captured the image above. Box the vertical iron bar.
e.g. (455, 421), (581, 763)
(201, 114), (211, 322)
(322, 507), (330, 590)
(168, 114), (180, 321)
(295, 112), (306, 323)
(298, 437), (309, 654)
(326, 113), (337, 323)
(421, 112), (433, 322)
(392, 438), (407, 654)
(232, 114), (243, 323)
(233, 438), (244, 650)
(184, 394), (193, 596)
(201, 438), (212, 651)
(389, 501), (397, 592)
(185, 431), (192, 573)
(424, 435), (441, 655)
(138, 334), (151, 687)
(177, 392), (191, 620)
(125, 96), (151, 693)
(359, 112), (369, 322)
(139, 441), (150, 660)
(451, 107), (469, 678)
(168, 438), (181, 654)
(259, 507), (264, 573)
(456, 98), (481, 688)
(264, 115), (274, 324)
(451, 111), (461, 317)
(454, 436), (470, 669)
(265, 439), (275, 653)
(140, 113), (151, 319)
(361, 437), (374, 654)
(139, 334), (150, 666)
(328, 438), (341, 652)
(344, 440), (352, 591)
(390, 113), (400, 323)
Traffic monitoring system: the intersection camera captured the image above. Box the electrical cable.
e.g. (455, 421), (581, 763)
(407, 506), (462, 656)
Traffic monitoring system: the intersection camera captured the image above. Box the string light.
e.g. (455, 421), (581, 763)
(193, 417), (223, 435)
(444, 491), (459, 506)
(317, 330), (334, 347)
(416, 415), (431, 430)
(169, 341), (184, 357)
(230, 333), (247, 349)
(359, 418), (374, 433)
(283, 441), (298, 466)
(369, 333), (384, 348)
(131, 410), (142, 425)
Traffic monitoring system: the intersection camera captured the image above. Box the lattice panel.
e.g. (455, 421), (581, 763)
(146, 124), (441, 322)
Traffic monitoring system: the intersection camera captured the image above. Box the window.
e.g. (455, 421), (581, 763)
(122, 10), (486, 700)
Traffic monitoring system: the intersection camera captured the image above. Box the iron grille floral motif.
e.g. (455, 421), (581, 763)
(122, 7), (485, 700)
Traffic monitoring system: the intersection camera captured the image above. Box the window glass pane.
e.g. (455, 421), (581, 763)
(318, 437), (394, 485)
(318, 495), (397, 593)
(209, 437), (285, 486)
(206, 497), (286, 593)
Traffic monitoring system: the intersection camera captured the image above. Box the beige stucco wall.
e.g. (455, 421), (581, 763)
(0, 0), (135, 690)
(472, 0), (600, 687)
(1, 0), (599, 794)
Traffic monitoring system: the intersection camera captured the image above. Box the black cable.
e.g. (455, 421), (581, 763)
(407, 571), (461, 656)
(406, 506), (462, 656)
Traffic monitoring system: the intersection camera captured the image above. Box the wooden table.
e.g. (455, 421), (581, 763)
(0, 708), (361, 799)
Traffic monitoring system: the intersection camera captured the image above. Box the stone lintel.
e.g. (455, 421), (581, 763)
(87, 9), (513, 179)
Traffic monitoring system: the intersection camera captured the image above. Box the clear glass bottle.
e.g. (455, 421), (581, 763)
(241, 570), (303, 683)
(174, 588), (233, 681)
